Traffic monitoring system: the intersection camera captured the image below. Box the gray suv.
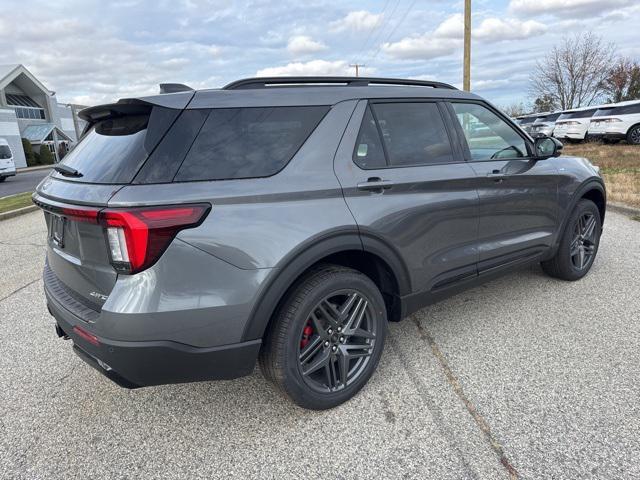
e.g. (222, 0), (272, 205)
(34, 77), (606, 409)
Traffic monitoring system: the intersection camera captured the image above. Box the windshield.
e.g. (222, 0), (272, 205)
(0, 145), (11, 159)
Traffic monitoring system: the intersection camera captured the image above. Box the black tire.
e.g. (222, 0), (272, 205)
(259, 265), (387, 410)
(627, 125), (640, 145)
(0, 177), (6, 182)
(541, 199), (601, 281)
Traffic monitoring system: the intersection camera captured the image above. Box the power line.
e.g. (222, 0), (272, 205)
(368, 0), (418, 63)
(361, 0), (403, 64)
(352, 0), (392, 65)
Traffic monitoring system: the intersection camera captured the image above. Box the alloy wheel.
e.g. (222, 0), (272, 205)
(298, 290), (377, 393)
(630, 126), (640, 145)
(570, 212), (597, 270)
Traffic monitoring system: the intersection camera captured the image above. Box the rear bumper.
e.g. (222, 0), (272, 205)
(46, 283), (261, 389)
(603, 132), (626, 140)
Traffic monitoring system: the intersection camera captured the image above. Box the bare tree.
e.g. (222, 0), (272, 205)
(501, 102), (527, 117)
(603, 57), (640, 103)
(529, 33), (615, 110)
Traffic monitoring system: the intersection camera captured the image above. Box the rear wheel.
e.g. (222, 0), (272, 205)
(0, 177), (5, 182)
(541, 199), (601, 281)
(627, 125), (640, 145)
(259, 265), (387, 410)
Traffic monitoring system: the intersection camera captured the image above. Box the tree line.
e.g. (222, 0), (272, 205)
(503, 33), (639, 117)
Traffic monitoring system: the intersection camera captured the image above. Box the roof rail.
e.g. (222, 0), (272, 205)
(223, 76), (457, 90)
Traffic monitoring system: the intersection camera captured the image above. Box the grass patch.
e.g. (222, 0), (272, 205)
(0, 192), (34, 214)
(563, 143), (640, 208)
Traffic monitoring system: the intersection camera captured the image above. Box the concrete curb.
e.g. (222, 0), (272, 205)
(17, 165), (53, 173)
(608, 202), (640, 218)
(0, 204), (38, 222)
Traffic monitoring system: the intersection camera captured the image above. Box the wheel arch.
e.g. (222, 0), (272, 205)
(241, 230), (411, 341)
(556, 179), (606, 249)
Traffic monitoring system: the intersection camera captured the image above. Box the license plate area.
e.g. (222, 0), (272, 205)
(50, 214), (66, 248)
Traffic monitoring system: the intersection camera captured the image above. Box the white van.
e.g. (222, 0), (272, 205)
(587, 100), (640, 145)
(0, 138), (16, 182)
(552, 106), (599, 143)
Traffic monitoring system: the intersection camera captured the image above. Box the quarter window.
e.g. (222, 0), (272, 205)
(452, 103), (527, 161)
(174, 106), (328, 181)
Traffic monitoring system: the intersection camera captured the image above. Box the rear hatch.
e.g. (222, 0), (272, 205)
(35, 95), (190, 313)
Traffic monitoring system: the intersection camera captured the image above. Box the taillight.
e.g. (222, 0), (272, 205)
(99, 204), (210, 274)
(605, 118), (622, 123)
(565, 121), (580, 125)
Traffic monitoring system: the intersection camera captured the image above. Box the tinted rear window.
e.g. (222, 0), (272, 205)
(0, 145), (11, 159)
(593, 108), (615, 118)
(54, 106), (178, 184)
(518, 117), (536, 124)
(173, 106), (329, 182)
(558, 109), (598, 120)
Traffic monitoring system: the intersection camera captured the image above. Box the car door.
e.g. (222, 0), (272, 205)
(446, 101), (560, 272)
(333, 99), (479, 294)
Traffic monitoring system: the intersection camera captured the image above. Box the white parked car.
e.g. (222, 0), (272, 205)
(587, 100), (640, 145)
(515, 114), (539, 135)
(0, 138), (16, 182)
(552, 106), (599, 143)
(530, 111), (562, 138)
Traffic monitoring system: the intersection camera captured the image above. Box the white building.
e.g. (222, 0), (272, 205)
(0, 64), (86, 168)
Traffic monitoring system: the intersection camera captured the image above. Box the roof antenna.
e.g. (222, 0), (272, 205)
(159, 83), (194, 94)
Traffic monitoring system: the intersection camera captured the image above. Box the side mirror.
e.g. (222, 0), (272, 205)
(534, 136), (563, 159)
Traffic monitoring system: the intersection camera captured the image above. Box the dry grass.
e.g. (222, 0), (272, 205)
(563, 143), (640, 208)
(0, 192), (33, 214)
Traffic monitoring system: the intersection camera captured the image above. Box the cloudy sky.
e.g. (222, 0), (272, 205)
(1, 0), (639, 107)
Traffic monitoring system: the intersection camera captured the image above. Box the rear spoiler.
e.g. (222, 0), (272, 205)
(79, 91), (196, 123)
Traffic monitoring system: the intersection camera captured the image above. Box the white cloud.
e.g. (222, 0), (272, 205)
(434, 14), (464, 38)
(382, 36), (460, 60)
(509, 0), (633, 17)
(474, 18), (547, 41)
(330, 10), (383, 32)
(256, 60), (374, 77)
(286, 35), (327, 56)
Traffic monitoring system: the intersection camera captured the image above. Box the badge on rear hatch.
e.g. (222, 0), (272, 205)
(50, 214), (65, 248)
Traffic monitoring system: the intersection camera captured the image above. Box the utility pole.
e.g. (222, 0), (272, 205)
(463, 0), (471, 91)
(349, 63), (365, 77)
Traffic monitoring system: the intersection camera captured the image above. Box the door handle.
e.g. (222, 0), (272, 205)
(357, 177), (394, 192)
(487, 170), (506, 182)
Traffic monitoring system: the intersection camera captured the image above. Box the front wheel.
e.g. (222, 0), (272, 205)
(259, 265), (387, 410)
(0, 177), (6, 182)
(541, 199), (601, 281)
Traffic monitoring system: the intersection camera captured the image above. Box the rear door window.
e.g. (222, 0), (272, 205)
(173, 106), (329, 182)
(367, 102), (454, 167)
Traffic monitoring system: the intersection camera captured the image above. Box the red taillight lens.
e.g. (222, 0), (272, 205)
(99, 204), (210, 274)
(60, 206), (99, 223)
(73, 326), (100, 346)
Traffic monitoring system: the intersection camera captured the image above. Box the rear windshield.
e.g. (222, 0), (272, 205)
(518, 117), (536, 124)
(593, 108), (615, 118)
(0, 145), (11, 159)
(558, 109), (598, 120)
(535, 112), (561, 122)
(53, 106), (178, 184)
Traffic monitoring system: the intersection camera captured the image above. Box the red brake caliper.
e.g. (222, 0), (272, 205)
(300, 322), (313, 349)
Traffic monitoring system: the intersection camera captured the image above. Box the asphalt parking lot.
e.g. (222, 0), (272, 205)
(1, 210), (639, 479)
(0, 168), (51, 197)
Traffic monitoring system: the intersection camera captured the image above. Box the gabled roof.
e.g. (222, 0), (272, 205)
(0, 64), (54, 95)
(22, 123), (72, 143)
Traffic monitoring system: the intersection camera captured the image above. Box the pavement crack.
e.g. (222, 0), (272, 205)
(0, 278), (40, 304)
(411, 315), (520, 480)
